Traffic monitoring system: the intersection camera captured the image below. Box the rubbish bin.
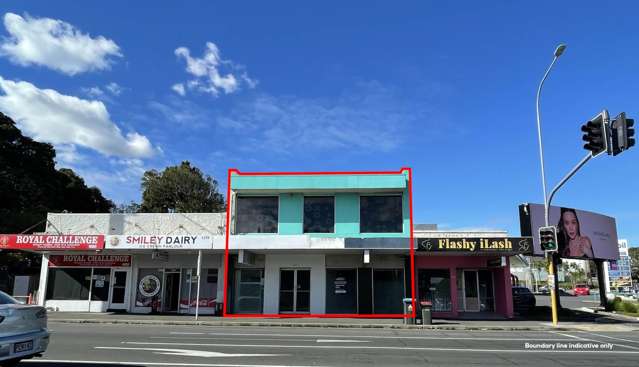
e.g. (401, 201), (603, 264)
(402, 298), (415, 325)
(420, 300), (432, 325)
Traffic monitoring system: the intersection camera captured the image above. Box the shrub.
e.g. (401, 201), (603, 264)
(622, 301), (638, 314)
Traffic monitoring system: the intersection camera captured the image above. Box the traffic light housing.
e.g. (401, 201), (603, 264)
(609, 112), (635, 156)
(539, 226), (558, 252)
(581, 113), (607, 156)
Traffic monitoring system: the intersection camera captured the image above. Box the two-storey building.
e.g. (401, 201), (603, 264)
(225, 169), (412, 315)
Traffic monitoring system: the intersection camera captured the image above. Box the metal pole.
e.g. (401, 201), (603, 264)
(545, 153), (593, 218)
(536, 55), (558, 227)
(536, 53), (560, 327)
(195, 250), (202, 320)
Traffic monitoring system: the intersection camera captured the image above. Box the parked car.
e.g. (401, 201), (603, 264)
(0, 291), (49, 366)
(573, 284), (590, 296)
(512, 286), (536, 314)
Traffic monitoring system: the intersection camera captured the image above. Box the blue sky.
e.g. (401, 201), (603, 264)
(0, 1), (637, 245)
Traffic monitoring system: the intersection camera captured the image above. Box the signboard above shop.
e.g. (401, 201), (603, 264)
(0, 234), (104, 251)
(416, 237), (533, 255)
(519, 203), (620, 260)
(106, 235), (214, 250)
(48, 254), (131, 267)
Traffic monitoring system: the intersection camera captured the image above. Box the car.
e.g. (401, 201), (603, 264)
(0, 291), (49, 366)
(573, 284), (590, 296)
(512, 286), (536, 314)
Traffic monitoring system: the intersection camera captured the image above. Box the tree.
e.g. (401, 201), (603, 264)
(0, 112), (114, 291)
(629, 247), (639, 283)
(140, 161), (225, 213)
(112, 201), (142, 214)
(0, 112), (114, 233)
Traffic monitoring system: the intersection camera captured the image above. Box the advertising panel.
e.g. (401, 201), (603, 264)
(48, 254), (131, 267)
(106, 235), (214, 250)
(0, 234), (104, 251)
(416, 237), (533, 255)
(519, 204), (619, 260)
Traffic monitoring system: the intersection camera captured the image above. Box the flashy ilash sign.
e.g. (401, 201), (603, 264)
(417, 237), (533, 254)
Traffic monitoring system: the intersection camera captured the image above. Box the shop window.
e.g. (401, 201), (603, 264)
(180, 268), (219, 312)
(304, 196), (335, 233)
(91, 268), (111, 301)
(360, 195), (403, 233)
(236, 196), (278, 233)
(418, 269), (451, 312)
(136, 268), (162, 312)
(373, 269), (404, 313)
(46, 268), (91, 300)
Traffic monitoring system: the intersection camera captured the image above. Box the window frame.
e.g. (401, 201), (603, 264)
(359, 194), (404, 234)
(302, 195), (336, 234)
(234, 195), (280, 234)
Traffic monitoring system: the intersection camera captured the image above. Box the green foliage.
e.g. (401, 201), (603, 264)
(140, 161), (225, 213)
(0, 112), (114, 234)
(629, 247), (639, 282)
(609, 297), (639, 315)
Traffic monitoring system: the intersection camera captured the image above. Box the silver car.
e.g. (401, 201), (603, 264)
(0, 291), (49, 366)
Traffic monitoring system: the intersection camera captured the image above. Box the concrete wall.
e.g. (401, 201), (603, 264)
(45, 213), (225, 235)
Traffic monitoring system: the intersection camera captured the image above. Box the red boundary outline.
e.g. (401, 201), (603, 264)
(223, 168), (416, 319)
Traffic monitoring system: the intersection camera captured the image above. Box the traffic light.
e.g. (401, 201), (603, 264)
(609, 112), (635, 156)
(581, 114), (607, 156)
(539, 226), (558, 252)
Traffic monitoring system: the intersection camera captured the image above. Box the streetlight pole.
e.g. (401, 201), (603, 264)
(535, 43), (566, 327)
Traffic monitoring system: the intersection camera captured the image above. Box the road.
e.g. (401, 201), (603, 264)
(536, 294), (601, 309)
(17, 322), (639, 367)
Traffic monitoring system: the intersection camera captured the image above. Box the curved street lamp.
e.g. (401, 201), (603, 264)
(534, 43), (567, 327)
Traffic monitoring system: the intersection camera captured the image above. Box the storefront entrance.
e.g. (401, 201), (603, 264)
(233, 269), (264, 314)
(279, 269), (310, 313)
(162, 270), (181, 312)
(108, 270), (129, 310)
(462, 270), (495, 312)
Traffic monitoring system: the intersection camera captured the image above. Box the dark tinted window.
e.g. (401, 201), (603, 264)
(304, 196), (335, 233)
(0, 291), (18, 304)
(360, 195), (403, 233)
(236, 196), (278, 233)
(46, 268), (91, 300)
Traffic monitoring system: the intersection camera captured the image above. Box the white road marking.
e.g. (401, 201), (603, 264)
(549, 331), (639, 351)
(156, 337), (318, 342)
(122, 341), (639, 354)
(171, 332), (207, 335)
(166, 331), (575, 341)
(316, 339), (368, 343)
(96, 346), (287, 358)
(24, 360), (326, 367)
(575, 331), (639, 346)
(550, 332), (589, 341)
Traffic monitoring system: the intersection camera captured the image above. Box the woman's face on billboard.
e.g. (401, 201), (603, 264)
(562, 211), (579, 240)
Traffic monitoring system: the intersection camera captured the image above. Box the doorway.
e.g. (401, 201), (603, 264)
(108, 269), (129, 310)
(162, 270), (181, 312)
(462, 270), (495, 312)
(279, 269), (310, 313)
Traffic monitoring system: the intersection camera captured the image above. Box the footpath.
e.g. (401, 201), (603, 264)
(47, 310), (639, 332)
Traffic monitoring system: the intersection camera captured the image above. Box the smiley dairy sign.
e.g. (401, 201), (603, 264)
(106, 235), (214, 250)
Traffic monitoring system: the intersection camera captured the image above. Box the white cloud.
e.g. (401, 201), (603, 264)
(105, 82), (123, 96)
(0, 76), (155, 158)
(171, 83), (185, 96)
(0, 12), (122, 75)
(173, 42), (256, 97)
(83, 86), (106, 99)
(217, 82), (423, 153)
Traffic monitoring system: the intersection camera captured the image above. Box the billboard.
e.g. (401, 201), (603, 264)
(0, 234), (104, 251)
(519, 204), (619, 260)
